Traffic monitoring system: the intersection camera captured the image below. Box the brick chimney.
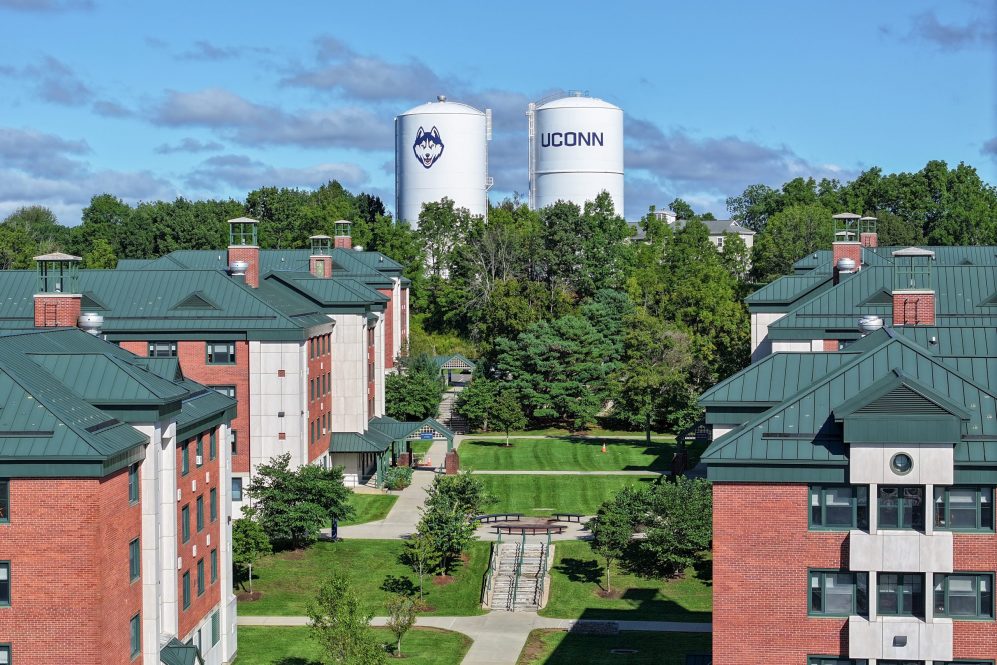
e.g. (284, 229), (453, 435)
(309, 235), (333, 278)
(333, 220), (352, 250)
(859, 216), (878, 248)
(227, 217), (260, 287)
(832, 212), (862, 284)
(33, 252), (82, 327)
(891, 247), (935, 326)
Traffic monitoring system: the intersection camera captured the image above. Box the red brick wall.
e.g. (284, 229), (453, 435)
(892, 292), (935, 326)
(952, 532), (997, 658)
(823, 339), (839, 352)
(180, 341), (250, 473)
(176, 425), (223, 640)
(97, 467), (144, 662)
(33, 294), (81, 327)
(378, 288), (394, 369)
(832, 242), (862, 270)
(334, 235), (352, 249)
(309, 256), (332, 278)
(0, 473), (141, 664)
(227, 246), (259, 287)
(859, 232), (878, 248)
(713, 483), (850, 663)
(308, 334), (332, 463)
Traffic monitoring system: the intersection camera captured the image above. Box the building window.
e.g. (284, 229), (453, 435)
(129, 538), (140, 582)
(232, 477), (243, 502)
(807, 660), (868, 665)
(934, 487), (994, 531)
(212, 610), (221, 646)
(181, 442), (190, 476)
(196, 436), (204, 467)
(210, 488), (217, 522)
(934, 573), (994, 619)
(209, 431), (217, 461)
(230, 430), (237, 455)
(130, 613), (141, 659)
(148, 341), (177, 357)
(0, 644), (9, 665)
(877, 573), (923, 617)
(196, 496), (204, 532)
(879, 486), (925, 530)
(809, 485), (868, 530)
(0, 480), (8, 523)
(809, 570), (868, 617)
(128, 463), (139, 504)
(197, 559), (205, 596)
(206, 342), (236, 365)
(181, 505), (190, 543)
(211, 548), (218, 583)
(182, 571), (191, 609)
(0, 562), (9, 606)
(211, 385), (236, 398)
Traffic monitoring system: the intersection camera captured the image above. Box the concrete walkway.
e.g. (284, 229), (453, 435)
(332, 438), (449, 540)
(238, 614), (712, 665)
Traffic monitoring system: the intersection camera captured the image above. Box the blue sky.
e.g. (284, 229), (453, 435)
(1, 0), (994, 224)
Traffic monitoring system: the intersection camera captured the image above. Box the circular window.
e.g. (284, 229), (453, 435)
(891, 453), (913, 475)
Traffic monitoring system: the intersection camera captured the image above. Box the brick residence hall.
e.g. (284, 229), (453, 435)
(700, 215), (997, 664)
(0, 218), (453, 664)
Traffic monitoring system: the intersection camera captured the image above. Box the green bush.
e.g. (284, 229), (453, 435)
(384, 466), (414, 491)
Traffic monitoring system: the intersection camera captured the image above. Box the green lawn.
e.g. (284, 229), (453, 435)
(339, 493), (397, 526)
(459, 437), (675, 472)
(477, 475), (659, 516)
(238, 539), (489, 617)
(236, 625), (472, 665)
(517, 630), (711, 665)
(540, 541), (712, 623)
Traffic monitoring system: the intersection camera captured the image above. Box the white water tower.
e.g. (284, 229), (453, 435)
(395, 96), (491, 228)
(528, 92), (624, 214)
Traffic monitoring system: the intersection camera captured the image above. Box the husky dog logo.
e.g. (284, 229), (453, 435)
(413, 126), (444, 169)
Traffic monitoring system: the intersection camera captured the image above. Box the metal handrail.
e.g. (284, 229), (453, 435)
(535, 532), (551, 607)
(511, 533), (526, 610)
(480, 533), (502, 606)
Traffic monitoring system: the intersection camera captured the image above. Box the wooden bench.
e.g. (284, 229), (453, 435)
(551, 513), (585, 523)
(492, 524), (567, 535)
(472, 513), (524, 524)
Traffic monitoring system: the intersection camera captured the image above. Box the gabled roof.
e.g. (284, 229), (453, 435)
(368, 416), (455, 441)
(833, 369), (971, 420)
(745, 273), (833, 310)
(702, 333), (997, 468)
(432, 354), (476, 371)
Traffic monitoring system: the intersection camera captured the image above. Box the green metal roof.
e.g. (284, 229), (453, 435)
(175, 383), (237, 439)
(0, 328), (234, 477)
(266, 272), (388, 307)
(702, 332), (997, 469)
(745, 273), (833, 310)
(368, 416), (455, 441)
(700, 350), (859, 407)
(768, 265), (997, 339)
(330, 431), (390, 453)
(160, 638), (202, 665)
(432, 354), (477, 372)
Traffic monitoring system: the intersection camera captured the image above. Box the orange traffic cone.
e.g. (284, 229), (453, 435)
(601, 443), (607, 454)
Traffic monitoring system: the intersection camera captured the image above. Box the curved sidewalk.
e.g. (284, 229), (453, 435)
(239, 613), (712, 665)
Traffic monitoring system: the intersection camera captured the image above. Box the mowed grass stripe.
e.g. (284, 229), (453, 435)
(237, 625), (472, 665)
(459, 437), (676, 472)
(478, 474), (659, 516)
(339, 493), (397, 526)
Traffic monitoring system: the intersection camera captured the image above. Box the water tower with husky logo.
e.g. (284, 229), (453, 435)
(528, 92), (624, 215)
(395, 95), (492, 228)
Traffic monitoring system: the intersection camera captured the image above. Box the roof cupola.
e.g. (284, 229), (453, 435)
(891, 247), (935, 326)
(309, 234), (333, 278)
(227, 217), (260, 287)
(832, 212), (862, 284)
(333, 220), (352, 250)
(33, 252), (82, 327)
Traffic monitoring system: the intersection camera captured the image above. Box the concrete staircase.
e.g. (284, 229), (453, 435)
(438, 388), (467, 434)
(485, 542), (550, 612)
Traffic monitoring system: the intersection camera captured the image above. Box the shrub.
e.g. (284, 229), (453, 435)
(384, 466), (414, 491)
